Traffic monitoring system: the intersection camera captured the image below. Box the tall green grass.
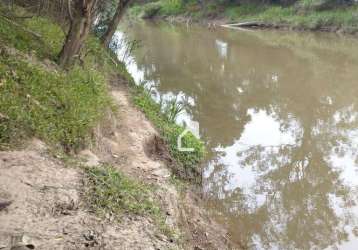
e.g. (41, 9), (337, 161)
(132, 83), (205, 180)
(224, 3), (358, 32)
(0, 6), (114, 151)
(114, 67), (205, 180)
(0, 52), (111, 151)
(160, 0), (185, 15)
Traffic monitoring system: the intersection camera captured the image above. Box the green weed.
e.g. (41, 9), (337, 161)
(160, 0), (185, 15)
(128, 1), (358, 33)
(223, 3), (358, 32)
(85, 165), (174, 236)
(162, 96), (185, 123)
(127, 80), (205, 180)
(0, 54), (111, 151)
(86, 165), (161, 217)
(0, 5), (117, 151)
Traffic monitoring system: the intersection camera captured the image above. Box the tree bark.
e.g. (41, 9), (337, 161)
(101, 0), (131, 48)
(58, 0), (98, 68)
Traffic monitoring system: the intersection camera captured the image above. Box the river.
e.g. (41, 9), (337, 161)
(114, 21), (358, 249)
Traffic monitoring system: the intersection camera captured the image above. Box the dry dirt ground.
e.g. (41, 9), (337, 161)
(0, 80), (240, 249)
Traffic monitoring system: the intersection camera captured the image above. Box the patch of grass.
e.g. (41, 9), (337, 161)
(116, 71), (205, 180)
(0, 5), (118, 151)
(224, 4), (268, 21)
(128, 4), (145, 18)
(159, 0), (185, 15)
(135, 87), (205, 169)
(86, 165), (161, 216)
(128, 0), (185, 19)
(0, 53), (112, 151)
(0, 4), (64, 60)
(85, 165), (174, 236)
(127, 2), (159, 19)
(224, 3), (358, 32)
(0, 16), (52, 59)
(129, 1), (358, 33)
(24, 16), (65, 56)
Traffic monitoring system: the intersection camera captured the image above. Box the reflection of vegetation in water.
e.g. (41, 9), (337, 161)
(206, 106), (358, 249)
(121, 22), (358, 249)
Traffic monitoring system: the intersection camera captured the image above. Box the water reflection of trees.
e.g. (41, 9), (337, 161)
(206, 108), (358, 248)
(121, 22), (358, 249)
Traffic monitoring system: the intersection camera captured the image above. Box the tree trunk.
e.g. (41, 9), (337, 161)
(101, 0), (131, 48)
(58, 0), (98, 68)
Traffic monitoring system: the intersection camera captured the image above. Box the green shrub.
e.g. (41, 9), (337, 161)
(159, 0), (184, 15)
(128, 4), (145, 18)
(222, 2), (358, 32)
(224, 4), (267, 20)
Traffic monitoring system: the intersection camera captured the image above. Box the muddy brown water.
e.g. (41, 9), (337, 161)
(114, 21), (358, 249)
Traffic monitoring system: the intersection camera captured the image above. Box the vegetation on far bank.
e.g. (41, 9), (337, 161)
(129, 0), (358, 33)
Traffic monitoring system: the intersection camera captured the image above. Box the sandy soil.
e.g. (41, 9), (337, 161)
(0, 77), (239, 249)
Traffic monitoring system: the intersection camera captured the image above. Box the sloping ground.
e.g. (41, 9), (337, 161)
(0, 141), (176, 249)
(0, 77), (238, 249)
(0, 5), (238, 248)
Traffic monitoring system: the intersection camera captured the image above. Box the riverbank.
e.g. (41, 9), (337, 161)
(129, 1), (358, 35)
(0, 5), (237, 249)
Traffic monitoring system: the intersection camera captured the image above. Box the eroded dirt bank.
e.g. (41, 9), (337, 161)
(0, 77), (239, 249)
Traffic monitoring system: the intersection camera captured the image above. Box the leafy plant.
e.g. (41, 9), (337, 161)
(160, 0), (184, 15)
(162, 96), (185, 123)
